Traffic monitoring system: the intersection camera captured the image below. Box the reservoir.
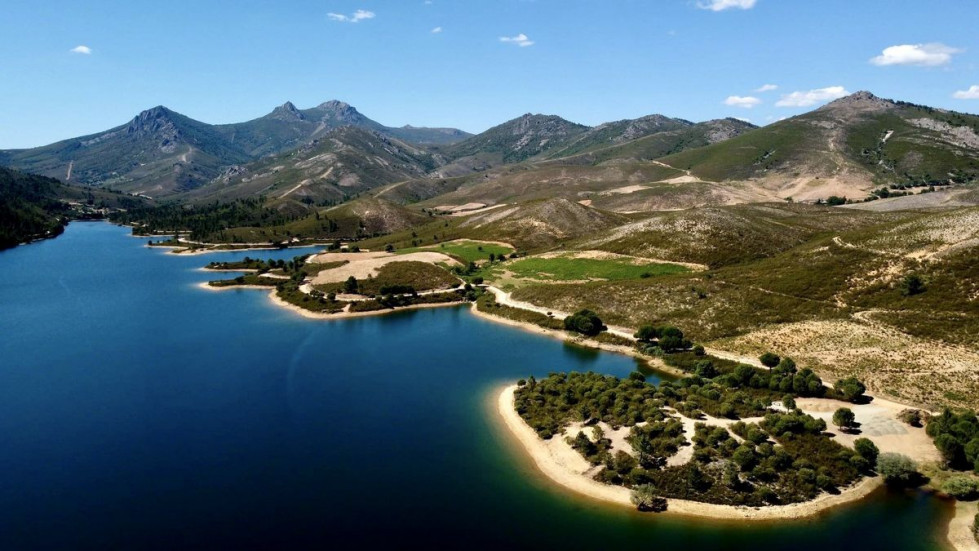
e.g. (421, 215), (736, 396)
(0, 222), (950, 549)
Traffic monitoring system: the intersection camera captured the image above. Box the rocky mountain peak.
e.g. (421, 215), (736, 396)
(819, 91), (895, 114)
(270, 101), (305, 121)
(311, 100), (371, 126)
(127, 106), (178, 137)
(317, 100), (354, 112)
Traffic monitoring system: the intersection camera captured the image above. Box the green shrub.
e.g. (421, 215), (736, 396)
(943, 476), (979, 500)
(631, 485), (668, 512)
(901, 273), (925, 296)
(876, 453), (919, 486)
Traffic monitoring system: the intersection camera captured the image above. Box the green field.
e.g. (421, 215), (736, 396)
(397, 240), (513, 264)
(500, 255), (689, 282)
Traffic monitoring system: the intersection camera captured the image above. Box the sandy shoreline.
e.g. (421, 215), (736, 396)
(496, 384), (885, 521)
(268, 290), (466, 320)
(149, 243), (327, 257)
(199, 281), (467, 319)
(948, 500), (979, 551)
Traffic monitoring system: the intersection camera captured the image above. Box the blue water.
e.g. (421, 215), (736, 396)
(0, 222), (950, 550)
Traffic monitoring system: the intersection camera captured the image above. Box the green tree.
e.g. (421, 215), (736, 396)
(833, 408), (857, 432)
(775, 358), (797, 374)
(343, 276), (358, 294)
(834, 377), (867, 402)
(732, 445), (757, 471)
(853, 438), (879, 465)
(759, 352), (781, 368)
(694, 360), (717, 379)
(936, 433), (966, 468)
(782, 394), (796, 410)
(563, 309), (606, 336)
(723, 461), (741, 489)
(659, 335), (684, 352)
(634, 324), (659, 342)
(733, 364), (755, 386)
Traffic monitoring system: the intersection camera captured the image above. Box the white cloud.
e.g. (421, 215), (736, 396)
(70, 45), (92, 55)
(500, 33), (534, 47)
(870, 43), (961, 67)
(724, 95), (761, 108)
(431, 26), (442, 34)
(755, 84), (778, 93)
(953, 85), (979, 100)
(776, 86), (849, 107)
(697, 0), (757, 11)
(328, 10), (376, 23)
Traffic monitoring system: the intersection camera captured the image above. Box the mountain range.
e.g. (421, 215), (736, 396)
(2, 91), (977, 218)
(0, 101), (472, 196)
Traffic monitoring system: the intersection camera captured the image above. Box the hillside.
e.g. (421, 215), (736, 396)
(189, 126), (442, 205)
(377, 118), (756, 213)
(385, 125), (472, 145)
(538, 115), (695, 159)
(433, 114), (590, 176)
(502, 203), (979, 408)
(658, 92), (979, 202)
(0, 166), (148, 249)
(578, 202), (914, 268)
(553, 118), (757, 164)
(0, 166), (72, 248)
(0, 107), (252, 196)
(457, 198), (629, 250)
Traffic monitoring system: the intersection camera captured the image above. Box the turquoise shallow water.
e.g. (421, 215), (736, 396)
(0, 222), (951, 550)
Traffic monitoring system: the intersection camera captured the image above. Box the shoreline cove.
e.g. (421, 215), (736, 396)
(496, 384), (886, 521)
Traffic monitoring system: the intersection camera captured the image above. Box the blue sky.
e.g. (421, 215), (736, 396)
(1, 0), (978, 148)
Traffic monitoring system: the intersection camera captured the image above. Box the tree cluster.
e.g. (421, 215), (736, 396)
(927, 409), (979, 471)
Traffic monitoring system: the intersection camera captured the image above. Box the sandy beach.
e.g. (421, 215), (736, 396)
(948, 500), (979, 551)
(197, 282), (276, 291)
(149, 242), (327, 257)
(496, 384), (885, 521)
